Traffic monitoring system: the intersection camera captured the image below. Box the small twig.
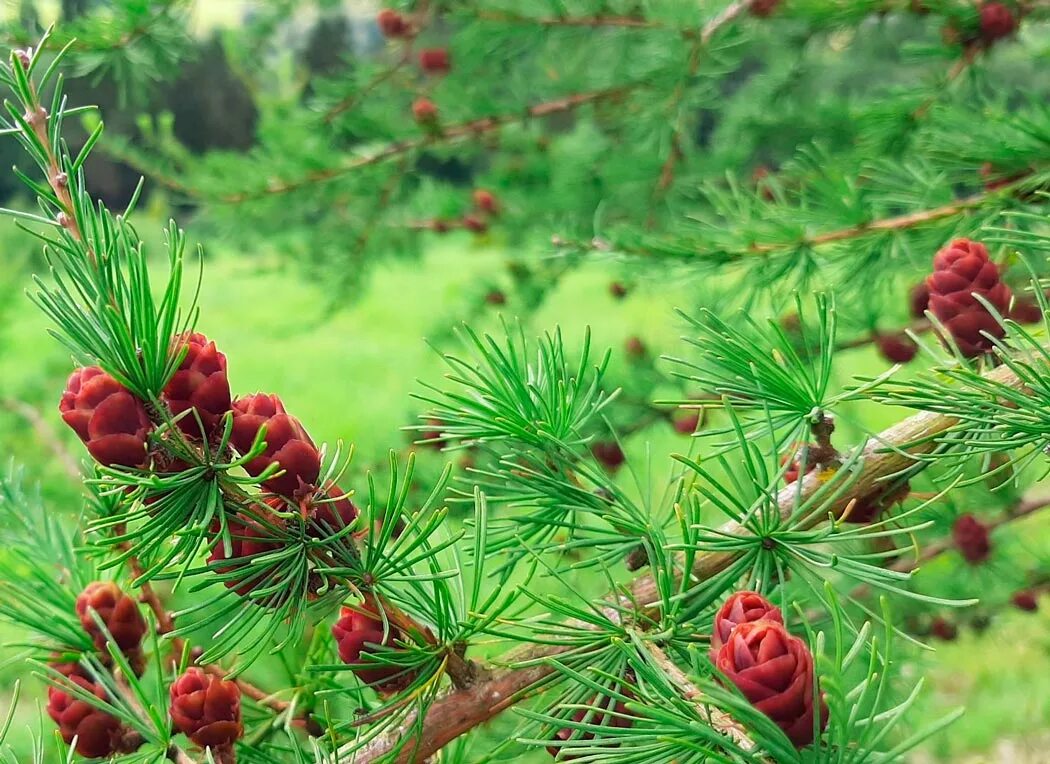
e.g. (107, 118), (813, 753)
(645, 643), (758, 753)
(475, 10), (674, 32)
(805, 491), (1050, 621)
(324, 56), (411, 124)
(912, 45), (978, 121)
(216, 86), (640, 203)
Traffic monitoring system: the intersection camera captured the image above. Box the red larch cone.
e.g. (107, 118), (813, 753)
(750, 0), (782, 17)
(331, 606), (414, 692)
(75, 581), (147, 656)
(412, 97), (439, 125)
(714, 620), (828, 747)
(979, 2), (1017, 44)
(925, 239), (1011, 357)
(60, 367), (152, 468)
(169, 667), (243, 748)
(710, 591), (783, 655)
(376, 9), (409, 38)
(418, 47), (450, 74)
(1011, 590), (1038, 612)
(472, 189), (499, 216)
(208, 513), (281, 598)
(463, 214), (488, 233)
(546, 691), (634, 758)
(909, 281), (930, 319)
(231, 393), (321, 497)
(929, 616), (958, 641)
(875, 332), (918, 364)
(47, 675), (126, 758)
(952, 513), (992, 564)
(591, 441), (625, 472)
(672, 409), (701, 435)
(162, 332), (231, 439)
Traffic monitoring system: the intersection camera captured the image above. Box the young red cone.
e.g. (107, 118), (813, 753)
(925, 239), (1011, 357)
(169, 667), (243, 748)
(978, 2), (1017, 44)
(710, 591), (783, 654)
(909, 281), (930, 319)
(715, 620), (828, 747)
(412, 97), (439, 125)
(609, 281), (628, 300)
(952, 513), (992, 564)
(592, 441), (625, 472)
(47, 675), (125, 758)
(332, 606), (413, 691)
(624, 336), (646, 358)
(60, 367), (152, 468)
(749, 0), (782, 17)
(307, 483), (358, 534)
(418, 48), (451, 74)
(75, 582), (147, 655)
(231, 393), (321, 497)
(929, 616), (958, 641)
(875, 332), (918, 364)
(376, 9), (409, 38)
(462, 213), (488, 233)
(162, 332), (231, 439)
(208, 514), (281, 598)
(672, 410), (701, 435)
(1012, 590), (1038, 612)
(1009, 297), (1043, 324)
(781, 444), (815, 485)
(472, 189), (499, 215)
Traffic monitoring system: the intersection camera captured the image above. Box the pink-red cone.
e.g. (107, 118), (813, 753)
(60, 367), (151, 467)
(169, 667), (243, 748)
(715, 620), (828, 747)
(162, 332), (231, 439)
(231, 393), (321, 497)
(331, 606), (413, 692)
(925, 239), (1011, 357)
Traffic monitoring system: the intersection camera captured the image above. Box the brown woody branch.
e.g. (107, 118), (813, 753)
(217, 86), (638, 203)
(646, 643), (758, 754)
(349, 363), (1029, 763)
(561, 167), (1043, 263)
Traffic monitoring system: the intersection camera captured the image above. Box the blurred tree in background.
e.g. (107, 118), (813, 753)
(0, 1), (1048, 763)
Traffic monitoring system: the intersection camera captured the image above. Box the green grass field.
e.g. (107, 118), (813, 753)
(2, 216), (1049, 761)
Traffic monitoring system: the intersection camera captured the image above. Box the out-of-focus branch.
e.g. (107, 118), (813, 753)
(1, 398), (81, 479)
(217, 86), (640, 204)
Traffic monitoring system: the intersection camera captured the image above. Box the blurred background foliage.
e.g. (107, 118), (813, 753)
(0, 0), (1049, 761)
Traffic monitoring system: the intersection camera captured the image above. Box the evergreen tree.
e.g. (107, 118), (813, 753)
(0, 1), (1048, 763)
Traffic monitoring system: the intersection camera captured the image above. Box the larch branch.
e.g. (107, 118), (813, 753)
(350, 362), (1029, 762)
(216, 86), (639, 203)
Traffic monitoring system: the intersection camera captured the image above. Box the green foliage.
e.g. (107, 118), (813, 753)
(0, 2), (1048, 764)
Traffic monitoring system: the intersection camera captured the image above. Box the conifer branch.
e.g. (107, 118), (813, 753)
(564, 171), (1042, 262)
(645, 643), (759, 754)
(473, 10), (671, 33)
(323, 56), (411, 124)
(349, 362), (1030, 762)
(887, 493), (1050, 576)
(215, 86), (640, 203)
(650, 0), (749, 216)
(806, 492), (1050, 622)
